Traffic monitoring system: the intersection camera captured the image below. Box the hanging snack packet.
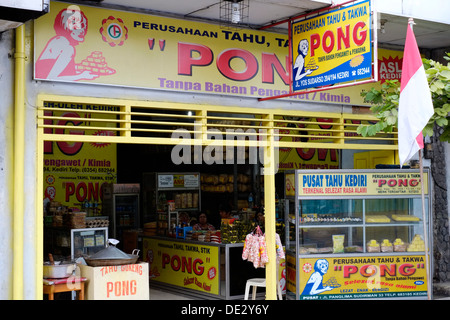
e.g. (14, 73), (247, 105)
(332, 234), (345, 253)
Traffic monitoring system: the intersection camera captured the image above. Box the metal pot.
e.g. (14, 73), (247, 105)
(43, 262), (76, 278)
(84, 244), (140, 267)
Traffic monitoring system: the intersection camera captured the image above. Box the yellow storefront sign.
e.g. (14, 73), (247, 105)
(291, 0), (373, 91)
(43, 101), (117, 211)
(277, 116), (340, 171)
(297, 171), (428, 196)
(34, 2), (290, 98)
(285, 171), (428, 198)
(143, 238), (220, 295)
(35, 1), (402, 106)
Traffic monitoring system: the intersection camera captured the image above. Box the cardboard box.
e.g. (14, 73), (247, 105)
(80, 262), (149, 300)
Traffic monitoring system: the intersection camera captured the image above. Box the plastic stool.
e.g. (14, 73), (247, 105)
(244, 278), (282, 300)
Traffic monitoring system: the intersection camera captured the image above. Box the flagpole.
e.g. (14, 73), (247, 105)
(419, 149), (431, 300)
(409, 17), (432, 300)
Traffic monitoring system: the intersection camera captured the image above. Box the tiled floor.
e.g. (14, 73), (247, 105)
(149, 286), (194, 300)
(149, 285), (450, 300)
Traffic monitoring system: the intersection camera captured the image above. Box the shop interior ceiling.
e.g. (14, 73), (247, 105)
(79, 0), (450, 49)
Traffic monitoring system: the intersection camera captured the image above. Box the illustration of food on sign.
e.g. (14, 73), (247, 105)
(350, 54), (364, 67)
(324, 277), (341, 289)
(35, 7), (100, 81)
(305, 57), (319, 71)
(77, 51), (116, 76)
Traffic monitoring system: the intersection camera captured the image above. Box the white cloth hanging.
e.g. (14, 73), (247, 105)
(242, 226), (285, 268)
(242, 226), (268, 268)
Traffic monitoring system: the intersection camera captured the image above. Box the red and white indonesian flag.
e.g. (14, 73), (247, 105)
(398, 22), (434, 166)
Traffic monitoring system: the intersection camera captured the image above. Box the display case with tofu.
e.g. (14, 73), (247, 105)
(284, 169), (433, 300)
(286, 169), (431, 255)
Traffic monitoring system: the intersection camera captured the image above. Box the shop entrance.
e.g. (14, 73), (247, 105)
(36, 94), (397, 298)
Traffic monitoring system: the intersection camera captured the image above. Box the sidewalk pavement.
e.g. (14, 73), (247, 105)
(149, 282), (450, 300)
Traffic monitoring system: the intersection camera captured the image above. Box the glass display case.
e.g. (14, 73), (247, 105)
(71, 227), (109, 258)
(45, 227), (108, 259)
(142, 172), (201, 236)
(285, 169), (432, 300)
(288, 197), (428, 254)
(102, 183), (140, 244)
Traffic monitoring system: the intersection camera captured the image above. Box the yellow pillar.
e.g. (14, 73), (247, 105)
(333, 115), (345, 145)
(13, 24), (26, 300)
(36, 97), (44, 299)
(263, 114), (277, 300)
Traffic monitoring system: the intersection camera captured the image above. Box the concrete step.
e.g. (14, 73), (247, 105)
(433, 282), (450, 299)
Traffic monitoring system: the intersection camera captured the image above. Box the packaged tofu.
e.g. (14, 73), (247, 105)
(367, 239), (380, 253)
(381, 239), (393, 252)
(332, 234), (345, 253)
(393, 238), (407, 252)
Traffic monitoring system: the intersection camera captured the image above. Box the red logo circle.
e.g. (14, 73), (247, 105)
(207, 267), (217, 280)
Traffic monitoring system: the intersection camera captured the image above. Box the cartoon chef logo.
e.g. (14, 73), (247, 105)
(35, 5), (116, 81)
